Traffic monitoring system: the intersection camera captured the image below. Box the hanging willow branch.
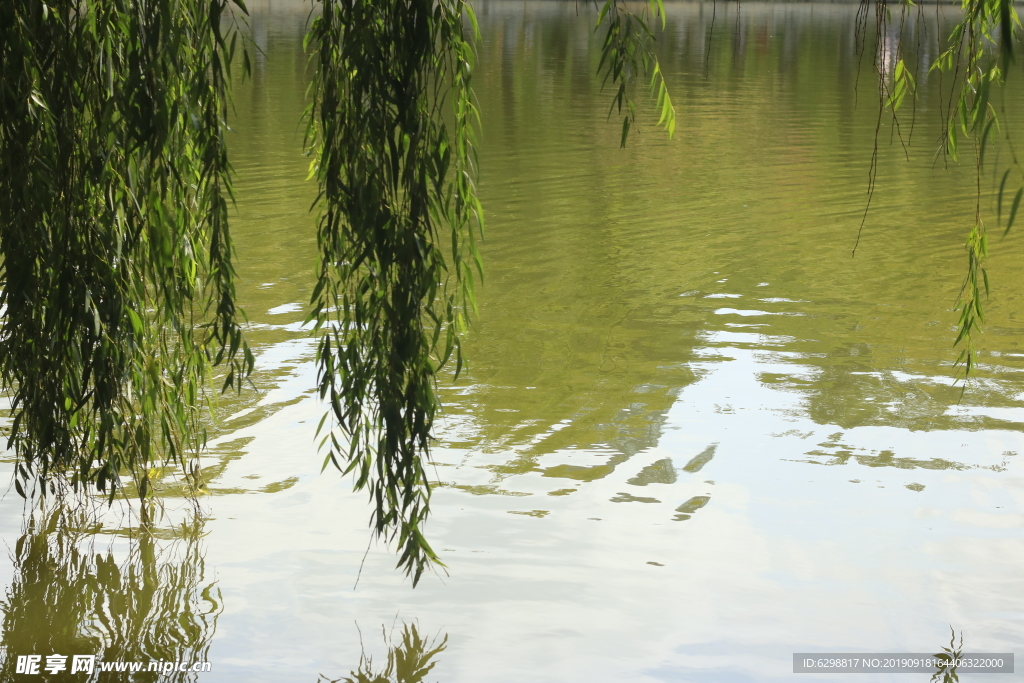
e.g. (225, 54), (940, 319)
(303, 0), (681, 583)
(304, 0), (483, 585)
(936, 0), (1020, 380)
(865, 0), (1021, 381)
(595, 0), (677, 147)
(0, 0), (253, 503)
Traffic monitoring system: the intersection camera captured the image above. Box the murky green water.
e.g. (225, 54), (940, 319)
(2, 1), (1024, 681)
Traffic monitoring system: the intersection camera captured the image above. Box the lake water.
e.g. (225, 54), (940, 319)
(2, 1), (1023, 681)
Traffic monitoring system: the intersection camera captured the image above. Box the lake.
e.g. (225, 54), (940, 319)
(1, 1), (1022, 681)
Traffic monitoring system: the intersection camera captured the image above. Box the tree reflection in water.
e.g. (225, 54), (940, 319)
(319, 622), (447, 683)
(0, 507), (219, 682)
(931, 628), (963, 683)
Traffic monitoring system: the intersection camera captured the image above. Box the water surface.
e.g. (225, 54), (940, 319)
(2, 2), (1023, 681)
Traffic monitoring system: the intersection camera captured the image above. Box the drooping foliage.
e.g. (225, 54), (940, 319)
(594, 0), (676, 147)
(0, 0), (253, 501)
(299, 0), (680, 584)
(865, 0), (1022, 379)
(303, 0), (483, 584)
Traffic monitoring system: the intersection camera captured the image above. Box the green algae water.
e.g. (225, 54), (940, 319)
(1, 2), (1023, 681)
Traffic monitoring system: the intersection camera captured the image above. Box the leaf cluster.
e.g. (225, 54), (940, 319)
(594, 0), (676, 147)
(868, 0), (1023, 382)
(933, 0), (1022, 380)
(304, 0), (483, 585)
(0, 0), (254, 504)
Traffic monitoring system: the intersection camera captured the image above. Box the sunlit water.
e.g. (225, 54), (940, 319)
(1, 2), (1023, 681)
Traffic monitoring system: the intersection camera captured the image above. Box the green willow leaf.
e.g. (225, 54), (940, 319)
(997, 169), (1011, 226)
(1005, 187), (1023, 236)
